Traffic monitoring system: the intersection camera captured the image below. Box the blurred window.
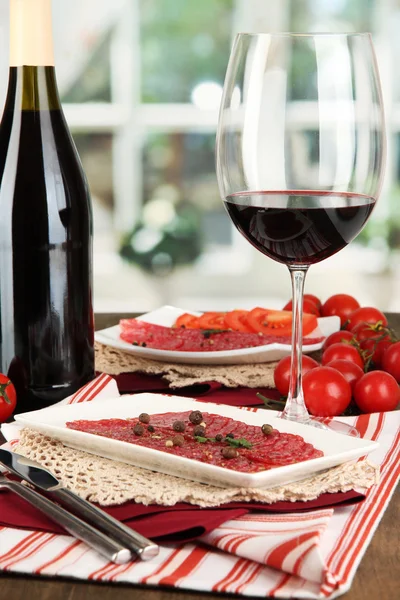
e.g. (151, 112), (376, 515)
(1, 0), (399, 310)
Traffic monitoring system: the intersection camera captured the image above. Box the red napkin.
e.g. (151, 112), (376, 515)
(0, 485), (365, 542)
(111, 371), (281, 407)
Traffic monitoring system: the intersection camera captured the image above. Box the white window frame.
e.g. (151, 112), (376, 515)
(62, 0), (395, 276)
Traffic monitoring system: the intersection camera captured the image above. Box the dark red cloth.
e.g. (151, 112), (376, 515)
(0, 487), (365, 542)
(111, 371), (282, 407)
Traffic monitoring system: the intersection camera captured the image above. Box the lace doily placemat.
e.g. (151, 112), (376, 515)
(95, 341), (277, 389)
(14, 428), (379, 508)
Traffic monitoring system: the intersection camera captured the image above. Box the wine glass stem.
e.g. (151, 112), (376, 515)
(281, 266), (311, 425)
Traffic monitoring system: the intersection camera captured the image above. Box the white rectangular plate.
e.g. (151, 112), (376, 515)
(15, 394), (378, 489)
(95, 305), (341, 365)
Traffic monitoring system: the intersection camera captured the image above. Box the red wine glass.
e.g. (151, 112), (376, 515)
(216, 33), (386, 436)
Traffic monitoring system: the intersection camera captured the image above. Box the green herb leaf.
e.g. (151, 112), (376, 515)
(201, 329), (230, 338)
(225, 437), (253, 449)
(194, 435), (252, 449)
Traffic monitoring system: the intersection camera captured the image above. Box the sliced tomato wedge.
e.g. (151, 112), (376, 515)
(174, 313), (200, 329)
(224, 309), (252, 332)
(245, 307), (318, 336)
(196, 311), (227, 330)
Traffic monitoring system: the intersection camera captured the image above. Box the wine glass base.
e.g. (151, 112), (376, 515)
(307, 417), (360, 438)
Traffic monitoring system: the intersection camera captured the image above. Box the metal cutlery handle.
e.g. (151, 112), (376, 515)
(52, 488), (159, 560)
(4, 480), (132, 564)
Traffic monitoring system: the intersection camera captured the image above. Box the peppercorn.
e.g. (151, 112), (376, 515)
(139, 413), (150, 424)
(193, 425), (206, 437)
(147, 424), (155, 433)
(226, 433), (235, 439)
(189, 410), (203, 425)
(133, 424), (144, 436)
(173, 420), (186, 432)
(215, 433), (223, 442)
(172, 434), (185, 447)
(221, 447), (239, 459)
(262, 424), (274, 436)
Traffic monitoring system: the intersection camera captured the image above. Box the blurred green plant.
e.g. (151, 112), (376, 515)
(119, 198), (203, 275)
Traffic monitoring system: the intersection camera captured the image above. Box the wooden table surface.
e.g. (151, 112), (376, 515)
(0, 312), (399, 600)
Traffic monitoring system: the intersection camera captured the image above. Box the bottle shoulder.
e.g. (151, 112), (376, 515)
(0, 108), (91, 203)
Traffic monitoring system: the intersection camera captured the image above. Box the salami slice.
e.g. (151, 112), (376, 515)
(67, 410), (323, 473)
(119, 319), (323, 352)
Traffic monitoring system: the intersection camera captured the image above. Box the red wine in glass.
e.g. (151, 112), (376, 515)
(224, 190), (376, 266)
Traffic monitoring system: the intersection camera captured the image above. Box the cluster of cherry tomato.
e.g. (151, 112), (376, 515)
(275, 293), (400, 416)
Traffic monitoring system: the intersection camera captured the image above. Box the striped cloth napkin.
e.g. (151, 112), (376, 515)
(1, 374), (399, 598)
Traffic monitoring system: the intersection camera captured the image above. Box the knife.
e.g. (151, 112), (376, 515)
(0, 448), (159, 561)
(0, 473), (131, 564)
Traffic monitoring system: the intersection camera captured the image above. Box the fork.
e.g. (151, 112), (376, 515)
(0, 475), (132, 564)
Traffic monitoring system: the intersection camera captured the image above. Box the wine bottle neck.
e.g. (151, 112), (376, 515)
(10, 0), (55, 67)
(5, 66), (61, 111)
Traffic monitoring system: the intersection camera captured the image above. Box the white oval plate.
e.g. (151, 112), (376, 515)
(95, 305), (340, 365)
(15, 394), (378, 489)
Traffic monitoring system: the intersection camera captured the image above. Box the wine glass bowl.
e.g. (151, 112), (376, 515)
(216, 33), (386, 436)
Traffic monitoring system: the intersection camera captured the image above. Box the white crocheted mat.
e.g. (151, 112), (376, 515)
(15, 428), (379, 508)
(95, 342), (277, 389)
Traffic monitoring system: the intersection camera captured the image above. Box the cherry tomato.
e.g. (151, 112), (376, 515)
(352, 322), (385, 343)
(175, 313), (200, 329)
(353, 371), (400, 413)
(304, 294), (322, 311)
(321, 294), (360, 326)
(303, 366), (352, 417)
(322, 330), (355, 351)
(224, 310), (252, 333)
(322, 342), (364, 369)
(283, 298), (321, 316)
(273, 355), (319, 396)
(0, 374), (17, 422)
(246, 308), (318, 337)
(381, 341), (400, 383)
(325, 359), (364, 391)
(347, 306), (388, 331)
(196, 312), (227, 330)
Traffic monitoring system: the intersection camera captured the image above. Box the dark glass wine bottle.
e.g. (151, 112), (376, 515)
(0, 0), (95, 413)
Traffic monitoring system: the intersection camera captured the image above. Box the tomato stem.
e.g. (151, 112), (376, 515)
(0, 381), (11, 405)
(256, 392), (286, 408)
